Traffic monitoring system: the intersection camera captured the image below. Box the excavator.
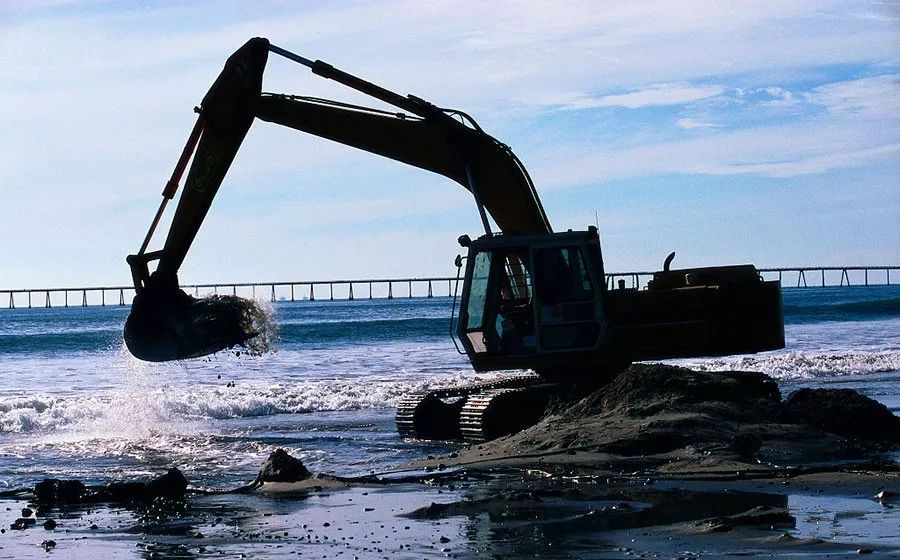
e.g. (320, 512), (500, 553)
(125, 38), (785, 442)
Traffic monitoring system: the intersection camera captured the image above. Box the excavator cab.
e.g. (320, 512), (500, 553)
(456, 226), (785, 381)
(456, 227), (616, 377)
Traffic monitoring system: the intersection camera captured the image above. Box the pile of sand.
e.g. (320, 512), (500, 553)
(435, 364), (900, 472)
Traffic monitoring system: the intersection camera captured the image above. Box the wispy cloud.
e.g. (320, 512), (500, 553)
(677, 118), (723, 129)
(534, 118), (899, 188)
(805, 74), (900, 116)
(528, 84), (725, 110)
(594, 84), (725, 109)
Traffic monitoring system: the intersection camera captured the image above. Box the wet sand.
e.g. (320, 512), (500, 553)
(2, 467), (899, 558)
(3, 365), (900, 558)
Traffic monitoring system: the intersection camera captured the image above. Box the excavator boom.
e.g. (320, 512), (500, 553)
(125, 37), (550, 361)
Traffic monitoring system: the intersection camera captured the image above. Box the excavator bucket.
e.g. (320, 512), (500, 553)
(123, 38), (272, 362)
(124, 276), (262, 362)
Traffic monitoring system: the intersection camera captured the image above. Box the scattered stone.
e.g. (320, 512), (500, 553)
(41, 539), (56, 551)
(21, 507), (33, 517)
(43, 519), (57, 530)
(11, 517), (36, 530)
(439, 535), (450, 543)
(255, 449), (311, 483)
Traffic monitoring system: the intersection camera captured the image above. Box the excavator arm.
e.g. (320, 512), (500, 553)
(125, 37), (550, 361)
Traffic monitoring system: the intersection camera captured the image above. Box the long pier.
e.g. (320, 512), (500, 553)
(1, 266), (897, 309)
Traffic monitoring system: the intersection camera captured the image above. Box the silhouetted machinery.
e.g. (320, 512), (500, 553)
(125, 38), (784, 442)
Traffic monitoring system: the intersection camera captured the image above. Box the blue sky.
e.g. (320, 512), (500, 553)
(1, 1), (898, 288)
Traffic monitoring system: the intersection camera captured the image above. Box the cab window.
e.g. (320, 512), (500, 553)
(534, 246), (594, 304)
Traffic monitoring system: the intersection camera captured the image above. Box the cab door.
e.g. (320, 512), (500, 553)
(458, 247), (537, 358)
(459, 250), (495, 355)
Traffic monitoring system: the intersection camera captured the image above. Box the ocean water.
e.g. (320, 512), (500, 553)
(0, 285), (898, 490)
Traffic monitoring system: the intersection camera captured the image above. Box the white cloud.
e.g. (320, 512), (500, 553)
(804, 74), (900, 117)
(533, 119), (900, 188)
(677, 118), (722, 129)
(529, 84), (725, 111)
(758, 86), (799, 107)
(594, 84), (726, 109)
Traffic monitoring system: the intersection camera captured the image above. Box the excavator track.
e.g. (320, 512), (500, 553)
(459, 384), (563, 443)
(395, 374), (543, 440)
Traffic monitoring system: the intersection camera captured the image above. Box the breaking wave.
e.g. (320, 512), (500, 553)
(6, 350), (899, 435)
(0, 372), (498, 435)
(678, 350), (900, 380)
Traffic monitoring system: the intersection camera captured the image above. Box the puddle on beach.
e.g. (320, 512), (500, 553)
(791, 493), (900, 547)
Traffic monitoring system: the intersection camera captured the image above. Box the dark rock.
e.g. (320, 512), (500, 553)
(34, 479), (85, 504)
(405, 501), (452, 518)
(255, 449), (311, 483)
(731, 432), (762, 457)
(41, 539), (56, 551)
(42, 519), (57, 530)
(10, 517), (36, 530)
(106, 481), (148, 501)
(147, 467), (189, 499)
(21, 507), (33, 517)
(106, 467), (188, 502)
(700, 505), (795, 530)
(783, 388), (900, 443)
